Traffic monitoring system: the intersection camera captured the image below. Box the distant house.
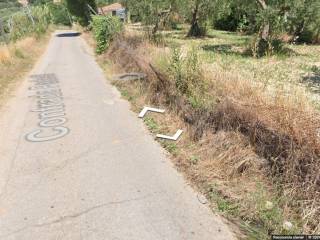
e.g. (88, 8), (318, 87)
(18, 0), (28, 6)
(98, 3), (126, 21)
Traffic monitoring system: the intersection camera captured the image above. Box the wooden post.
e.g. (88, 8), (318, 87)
(257, 0), (269, 40)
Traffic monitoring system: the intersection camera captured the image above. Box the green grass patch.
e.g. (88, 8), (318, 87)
(160, 141), (179, 156)
(143, 117), (159, 132)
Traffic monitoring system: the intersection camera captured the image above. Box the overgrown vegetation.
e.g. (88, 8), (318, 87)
(0, 33), (52, 101)
(0, 0), (21, 21)
(0, 2), (71, 43)
(0, 1), (71, 100)
(90, 23), (320, 237)
(65, 0), (97, 26)
(47, 2), (72, 26)
(91, 15), (123, 54)
(9, 0), (316, 237)
(7, 5), (51, 41)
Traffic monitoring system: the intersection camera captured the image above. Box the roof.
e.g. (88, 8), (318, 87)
(98, 3), (124, 14)
(18, 0), (28, 6)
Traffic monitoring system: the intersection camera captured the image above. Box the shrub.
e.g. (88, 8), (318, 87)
(47, 2), (71, 26)
(168, 46), (209, 109)
(1, 3), (72, 43)
(249, 35), (286, 58)
(65, 0), (97, 26)
(169, 47), (185, 94)
(8, 5), (51, 42)
(91, 15), (123, 54)
(31, 5), (51, 37)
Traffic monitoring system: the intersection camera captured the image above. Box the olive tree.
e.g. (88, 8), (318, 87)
(65, 0), (97, 26)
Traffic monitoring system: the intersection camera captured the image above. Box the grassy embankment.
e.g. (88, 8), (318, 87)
(91, 24), (320, 239)
(0, 28), (56, 104)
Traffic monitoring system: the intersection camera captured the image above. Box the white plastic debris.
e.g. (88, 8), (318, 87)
(283, 221), (293, 231)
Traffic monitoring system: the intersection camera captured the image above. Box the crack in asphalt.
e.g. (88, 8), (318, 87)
(0, 193), (156, 239)
(46, 143), (103, 174)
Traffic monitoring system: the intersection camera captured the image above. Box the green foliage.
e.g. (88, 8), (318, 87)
(123, 0), (320, 44)
(247, 183), (300, 236)
(170, 47), (185, 94)
(124, 0), (181, 36)
(208, 186), (240, 216)
(91, 15), (123, 54)
(250, 36), (286, 58)
(169, 45), (202, 96)
(29, 0), (53, 5)
(0, 0), (22, 21)
(168, 45), (209, 108)
(65, 0), (97, 26)
(161, 141), (179, 155)
(1, 3), (71, 43)
(47, 2), (71, 26)
(8, 5), (51, 41)
(144, 117), (159, 132)
(124, 0), (169, 24)
(286, 0), (320, 43)
(186, 0), (217, 37)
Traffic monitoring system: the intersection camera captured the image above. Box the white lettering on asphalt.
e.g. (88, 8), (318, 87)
(39, 117), (67, 127)
(25, 74), (70, 142)
(26, 127), (69, 142)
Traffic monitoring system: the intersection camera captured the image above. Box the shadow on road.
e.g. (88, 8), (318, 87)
(56, 32), (81, 38)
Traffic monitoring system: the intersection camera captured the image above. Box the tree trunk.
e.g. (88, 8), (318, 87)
(261, 23), (270, 40)
(257, 0), (269, 40)
(187, 1), (201, 37)
(292, 20), (305, 42)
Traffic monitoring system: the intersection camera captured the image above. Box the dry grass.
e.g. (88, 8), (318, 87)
(0, 35), (50, 103)
(0, 45), (11, 63)
(93, 27), (320, 238)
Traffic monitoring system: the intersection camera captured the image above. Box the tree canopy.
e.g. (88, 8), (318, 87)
(122, 0), (319, 43)
(65, 0), (97, 26)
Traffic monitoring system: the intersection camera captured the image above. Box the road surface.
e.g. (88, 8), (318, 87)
(0, 31), (236, 240)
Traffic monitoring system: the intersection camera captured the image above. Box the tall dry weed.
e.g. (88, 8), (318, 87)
(107, 32), (320, 233)
(0, 45), (11, 63)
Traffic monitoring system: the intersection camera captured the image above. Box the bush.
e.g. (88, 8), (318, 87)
(249, 35), (286, 58)
(8, 5), (51, 41)
(31, 5), (51, 37)
(168, 46), (208, 109)
(91, 15), (123, 54)
(214, 14), (239, 32)
(3, 3), (71, 43)
(47, 2), (71, 26)
(65, 0), (96, 26)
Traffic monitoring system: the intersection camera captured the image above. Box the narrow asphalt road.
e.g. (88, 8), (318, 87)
(0, 31), (236, 240)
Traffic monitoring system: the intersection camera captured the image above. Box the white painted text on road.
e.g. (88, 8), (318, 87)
(25, 74), (70, 142)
